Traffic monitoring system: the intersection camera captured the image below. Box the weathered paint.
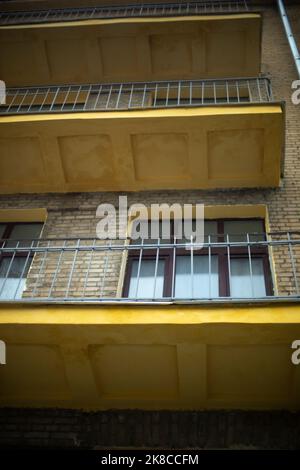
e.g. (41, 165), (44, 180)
(0, 14), (261, 85)
(0, 104), (284, 193)
(0, 302), (299, 410)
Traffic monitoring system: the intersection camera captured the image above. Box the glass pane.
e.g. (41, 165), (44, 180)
(0, 224), (7, 240)
(7, 223), (43, 247)
(175, 255), (219, 299)
(128, 259), (165, 299)
(204, 221), (219, 243)
(224, 220), (265, 242)
(230, 258), (266, 298)
(174, 220), (218, 244)
(0, 256), (32, 300)
(131, 220), (171, 244)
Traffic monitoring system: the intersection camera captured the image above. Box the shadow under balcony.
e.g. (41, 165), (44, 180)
(0, 77), (284, 193)
(0, 230), (300, 410)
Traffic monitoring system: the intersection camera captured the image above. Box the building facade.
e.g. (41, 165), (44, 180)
(0, 0), (300, 448)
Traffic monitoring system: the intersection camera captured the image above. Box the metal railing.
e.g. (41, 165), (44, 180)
(0, 1), (249, 25)
(0, 232), (299, 303)
(0, 77), (273, 115)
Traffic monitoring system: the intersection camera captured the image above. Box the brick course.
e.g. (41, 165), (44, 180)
(0, 408), (299, 449)
(0, 3), (300, 448)
(1, 1), (300, 299)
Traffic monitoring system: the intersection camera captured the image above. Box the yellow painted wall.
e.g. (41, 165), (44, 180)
(0, 104), (284, 193)
(0, 14), (261, 85)
(0, 302), (299, 410)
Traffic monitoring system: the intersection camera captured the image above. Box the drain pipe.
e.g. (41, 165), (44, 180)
(277, 0), (300, 78)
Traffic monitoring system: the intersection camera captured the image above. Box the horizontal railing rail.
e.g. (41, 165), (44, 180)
(0, 232), (299, 302)
(0, 77), (273, 115)
(0, 1), (249, 25)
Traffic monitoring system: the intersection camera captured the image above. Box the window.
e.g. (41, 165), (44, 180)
(123, 219), (273, 300)
(0, 223), (43, 300)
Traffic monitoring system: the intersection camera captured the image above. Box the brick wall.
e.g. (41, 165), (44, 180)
(2, 5), (300, 300)
(0, 408), (300, 449)
(0, 3), (300, 449)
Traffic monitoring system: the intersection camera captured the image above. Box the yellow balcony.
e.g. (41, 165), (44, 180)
(0, 78), (284, 193)
(0, 13), (261, 86)
(0, 303), (299, 410)
(0, 228), (300, 410)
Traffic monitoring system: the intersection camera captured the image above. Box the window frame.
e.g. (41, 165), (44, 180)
(122, 218), (273, 298)
(0, 222), (43, 298)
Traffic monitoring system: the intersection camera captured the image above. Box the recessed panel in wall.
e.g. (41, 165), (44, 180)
(89, 344), (179, 399)
(208, 129), (264, 180)
(131, 133), (189, 182)
(207, 344), (292, 400)
(58, 134), (114, 184)
(0, 136), (46, 184)
(45, 38), (89, 82)
(0, 344), (69, 399)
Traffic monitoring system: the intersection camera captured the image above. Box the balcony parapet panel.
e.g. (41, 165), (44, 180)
(0, 77), (284, 193)
(0, 12), (261, 85)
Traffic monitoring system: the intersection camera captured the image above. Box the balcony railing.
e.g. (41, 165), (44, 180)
(0, 232), (300, 303)
(0, 77), (273, 115)
(0, 1), (249, 25)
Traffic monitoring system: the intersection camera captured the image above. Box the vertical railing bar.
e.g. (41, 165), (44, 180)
(177, 81), (181, 106)
(13, 242), (33, 300)
(27, 88), (39, 112)
(93, 85), (103, 110)
(190, 235), (194, 299)
(142, 82), (147, 108)
(49, 86), (60, 111)
(83, 85), (92, 110)
(190, 81), (193, 105)
(247, 79), (252, 102)
(264, 78), (271, 101)
(247, 232), (255, 298)
(105, 84), (113, 109)
(82, 239), (95, 297)
(171, 237), (177, 299)
(128, 83), (134, 108)
(226, 80), (230, 103)
(257, 78), (262, 102)
(153, 83), (158, 107)
(6, 89), (20, 113)
(61, 85), (72, 111)
(135, 238), (144, 299)
(166, 82), (170, 106)
(208, 234), (212, 298)
(16, 89), (29, 112)
(65, 239), (80, 298)
(268, 79), (274, 101)
(31, 240), (50, 298)
(152, 238), (160, 299)
(236, 80), (240, 103)
(99, 240), (111, 298)
(288, 232), (299, 295)
(72, 85), (82, 111)
(48, 240), (66, 298)
(0, 243), (19, 298)
(115, 83), (123, 109)
(226, 234), (232, 298)
(39, 87), (50, 112)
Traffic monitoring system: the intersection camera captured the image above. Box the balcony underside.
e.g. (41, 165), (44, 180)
(0, 303), (299, 410)
(0, 14), (261, 86)
(0, 105), (284, 193)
